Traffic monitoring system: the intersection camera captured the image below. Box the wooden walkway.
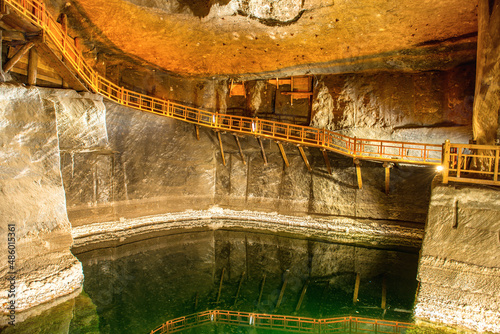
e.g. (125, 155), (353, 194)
(149, 310), (411, 334)
(2, 0), (500, 186)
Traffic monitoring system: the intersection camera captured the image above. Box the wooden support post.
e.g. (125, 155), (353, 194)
(277, 142), (289, 167)
(27, 47), (38, 86)
(234, 135), (246, 165)
(322, 149), (332, 175)
(217, 131), (226, 166)
(275, 271), (289, 310)
(354, 159), (362, 189)
(442, 140), (451, 184)
(353, 273), (360, 304)
(383, 162), (392, 195)
(194, 125), (200, 140)
(3, 42), (34, 73)
(216, 268), (225, 304)
(381, 276), (387, 310)
(295, 279), (310, 312)
(194, 292), (198, 311)
(0, 30), (3, 81)
(257, 274), (266, 306)
(298, 146), (312, 171)
(234, 271), (245, 306)
(257, 137), (268, 165)
(494, 148), (499, 182)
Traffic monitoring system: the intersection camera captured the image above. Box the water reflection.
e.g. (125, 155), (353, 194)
(1, 228), (419, 333)
(75, 229), (418, 333)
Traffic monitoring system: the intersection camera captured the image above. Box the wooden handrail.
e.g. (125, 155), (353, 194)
(442, 142), (500, 186)
(6, 0), (500, 187)
(149, 309), (412, 334)
(4, 0), (442, 166)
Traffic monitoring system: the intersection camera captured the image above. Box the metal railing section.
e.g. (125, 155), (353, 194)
(149, 310), (412, 334)
(4, 0), (442, 166)
(442, 140), (500, 186)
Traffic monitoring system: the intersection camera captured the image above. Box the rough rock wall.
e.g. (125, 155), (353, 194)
(61, 97), (434, 227)
(473, 0), (500, 144)
(311, 65), (475, 144)
(0, 84), (83, 323)
(64, 100), (217, 226)
(415, 180), (500, 333)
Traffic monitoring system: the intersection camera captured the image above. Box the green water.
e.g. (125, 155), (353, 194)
(1, 228), (420, 334)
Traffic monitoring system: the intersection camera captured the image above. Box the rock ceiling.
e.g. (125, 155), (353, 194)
(63, 0), (478, 77)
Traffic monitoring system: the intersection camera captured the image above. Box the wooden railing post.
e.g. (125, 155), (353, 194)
(442, 139), (451, 184)
(494, 148), (500, 183)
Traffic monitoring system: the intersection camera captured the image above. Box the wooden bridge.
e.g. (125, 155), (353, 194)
(149, 310), (412, 334)
(2, 0), (499, 187)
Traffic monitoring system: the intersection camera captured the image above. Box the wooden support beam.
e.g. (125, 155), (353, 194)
(257, 137), (268, 165)
(35, 38), (87, 91)
(3, 41), (34, 73)
(383, 162), (392, 195)
(194, 125), (200, 140)
(442, 139), (450, 184)
(0, 30), (3, 81)
(234, 135), (246, 165)
(277, 142), (289, 167)
(275, 271), (289, 310)
(27, 47), (37, 85)
(298, 146), (312, 171)
(216, 268), (225, 304)
(354, 159), (362, 189)
(1, 30), (25, 42)
(295, 279), (309, 312)
(217, 131), (226, 166)
(322, 149), (332, 175)
(353, 273), (360, 304)
(234, 271), (245, 306)
(257, 274), (266, 306)
(381, 276), (387, 310)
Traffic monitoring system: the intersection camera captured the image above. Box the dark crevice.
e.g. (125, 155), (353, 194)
(237, 9), (306, 27)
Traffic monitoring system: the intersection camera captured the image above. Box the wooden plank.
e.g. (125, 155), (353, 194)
(3, 40), (33, 72)
(27, 46), (37, 85)
(298, 146), (312, 171)
(34, 39), (87, 91)
(277, 142), (289, 167)
(322, 149), (332, 175)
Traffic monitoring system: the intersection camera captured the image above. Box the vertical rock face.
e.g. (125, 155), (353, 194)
(0, 84), (83, 322)
(415, 180), (500, 333)
(310, 66), (475, 144)
(473, 0), (500, 144)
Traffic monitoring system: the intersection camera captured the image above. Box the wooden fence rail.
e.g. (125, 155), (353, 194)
(4, 0), (441, 166)
(149, 310), (412, 334)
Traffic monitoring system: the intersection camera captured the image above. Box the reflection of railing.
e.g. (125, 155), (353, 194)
(149, 310), (412, 334)
(442, 140), (500, 186)
(5, 0), (441, 166)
